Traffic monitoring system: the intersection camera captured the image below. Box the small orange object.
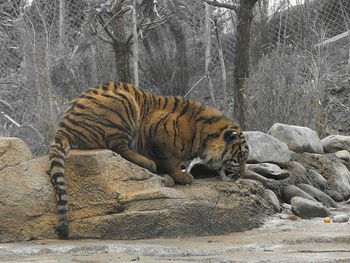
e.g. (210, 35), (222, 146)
(323, 217), (332, 223)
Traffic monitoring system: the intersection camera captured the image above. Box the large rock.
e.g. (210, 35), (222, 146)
(247, 161), (311, 200)
(282, 185), (316, 204)
(294, 153), (350, 201)
(0, 137), (32, 170)
(322, 135), (350, 153)
(263, 189), (281, 212)
(297, 183), (337, 208)
(0, 148), (273, 242)
(246, 163), (289, 180)
(306, 169), (328, 191)
(291, 197), (330, 219)
(244, 131), (291, 166)
(268, 123), (323, 154)
(334, 150), (350, 162)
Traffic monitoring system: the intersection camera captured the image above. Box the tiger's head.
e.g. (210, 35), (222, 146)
(199, 127), (249, 182)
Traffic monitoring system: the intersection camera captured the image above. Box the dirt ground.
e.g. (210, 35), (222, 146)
(0, 206), (349, 263)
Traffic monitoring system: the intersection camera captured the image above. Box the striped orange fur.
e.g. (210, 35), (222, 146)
(48, 81), (249, 238)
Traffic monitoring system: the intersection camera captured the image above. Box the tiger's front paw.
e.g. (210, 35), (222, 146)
(147, 161), (157, 174)
(172, 171), (194, 185)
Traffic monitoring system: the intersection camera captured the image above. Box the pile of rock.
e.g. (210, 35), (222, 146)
(0, 123), (349, 242)
(244, 123), (350, 220)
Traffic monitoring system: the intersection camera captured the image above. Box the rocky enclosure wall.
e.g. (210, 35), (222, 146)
(0, 123), (350, 242)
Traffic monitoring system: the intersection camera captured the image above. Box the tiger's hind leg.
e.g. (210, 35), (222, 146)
(114, 147), (157, 174)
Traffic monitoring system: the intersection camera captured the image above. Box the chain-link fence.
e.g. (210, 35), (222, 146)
(0, 0), (349, 151)
(265, 0), (350, 49)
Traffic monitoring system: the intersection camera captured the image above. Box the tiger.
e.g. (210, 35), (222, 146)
(48, 81), (249, 239)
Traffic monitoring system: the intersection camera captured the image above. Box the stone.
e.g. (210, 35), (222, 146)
(13, 125), (45, 155)
(328, 190), (344, 202)
(263, 189), (281, 212)
(279, 214), (300, 220)
(246, 163), (289, 180)
(333, 214), (349, 223)
(244, 131), (291, 166)
(297, 184), (338, 208)
(294, 153), (350, 201)
(334, 150), (350, 162)
(251, 162), (311, 201)
(291, 197), (330, 219)
(306, 169), (328, 191)
(0, 149), (273, 242)
(322, 135), (350, 153)
(268, 123), (324, 154)
(0, 137), (32, 170)
(282, 185), (316, 204)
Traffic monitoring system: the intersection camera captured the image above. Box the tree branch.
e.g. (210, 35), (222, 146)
(97, 13), (119, 43)
(204, 0), (237, 12)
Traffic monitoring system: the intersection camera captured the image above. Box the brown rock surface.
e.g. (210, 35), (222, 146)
(0, 145), (273, 242)
(0, 137), (32, 170)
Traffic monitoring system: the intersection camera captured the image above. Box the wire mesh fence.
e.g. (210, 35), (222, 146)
(0, 0), (349, 149)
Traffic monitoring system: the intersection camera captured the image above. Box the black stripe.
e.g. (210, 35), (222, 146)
(134, 89), (140, 104)
(69, 111), (106, 140)
(123, 83), (130, 92)
(49, 160), (64, 171)
(118, 93), (136, 124)
(101, 93), (118, 100)
(65, 116), (103, 147)
(57, 199), (67, 206)
(51, 172), (64, 183)
(59, 122), (89, 148)
(58, 209), (68, 214)
(172, 97), (180, 113)
(190, 104), (205, 120)
(49, 153), (64, 160)
(173, 120), (178, 145)
(85, 95), (132, 131)
(197, 116), (222, 124)
(163, 97), (169, 109)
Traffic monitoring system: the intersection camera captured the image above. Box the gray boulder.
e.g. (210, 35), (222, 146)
(246, 163), (289, 180)
(328, 190), (344, 202)
(306, 169), (328, 191)
(291, 197), (330, 219)
(244, 131), (291, 166)
(268, 123), (323, 154)
(294, 153), (350, 201)
(335, 150), (350, 162)
(282, 184), (316, 204)
(297, 183), (337, 208)
(322, 135), (350, 153)
(263, 189), (281, 212)
(333, 214), (349, 223)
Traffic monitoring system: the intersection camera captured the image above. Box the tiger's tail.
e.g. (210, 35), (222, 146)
(48, 133), (71, 239)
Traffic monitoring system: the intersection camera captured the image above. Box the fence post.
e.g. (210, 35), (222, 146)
(132, 0), (139, 86)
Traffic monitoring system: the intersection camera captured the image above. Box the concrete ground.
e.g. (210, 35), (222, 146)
(1, 207), (350, 263)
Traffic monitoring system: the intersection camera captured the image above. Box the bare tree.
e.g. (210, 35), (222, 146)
(233, 0), (258, 128)
(91, 0), (171, 82)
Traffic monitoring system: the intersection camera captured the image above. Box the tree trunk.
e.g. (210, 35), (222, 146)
(233, 0), (258, 128)
(113, 14), (132, 82)
(132, 0), (139, 86)
(169, 20), (188, 95)
(59, 0), (65, 49)
(114, 44), (131, 82)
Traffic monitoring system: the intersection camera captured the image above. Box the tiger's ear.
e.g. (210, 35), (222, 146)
(223, 130), (240, 142)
